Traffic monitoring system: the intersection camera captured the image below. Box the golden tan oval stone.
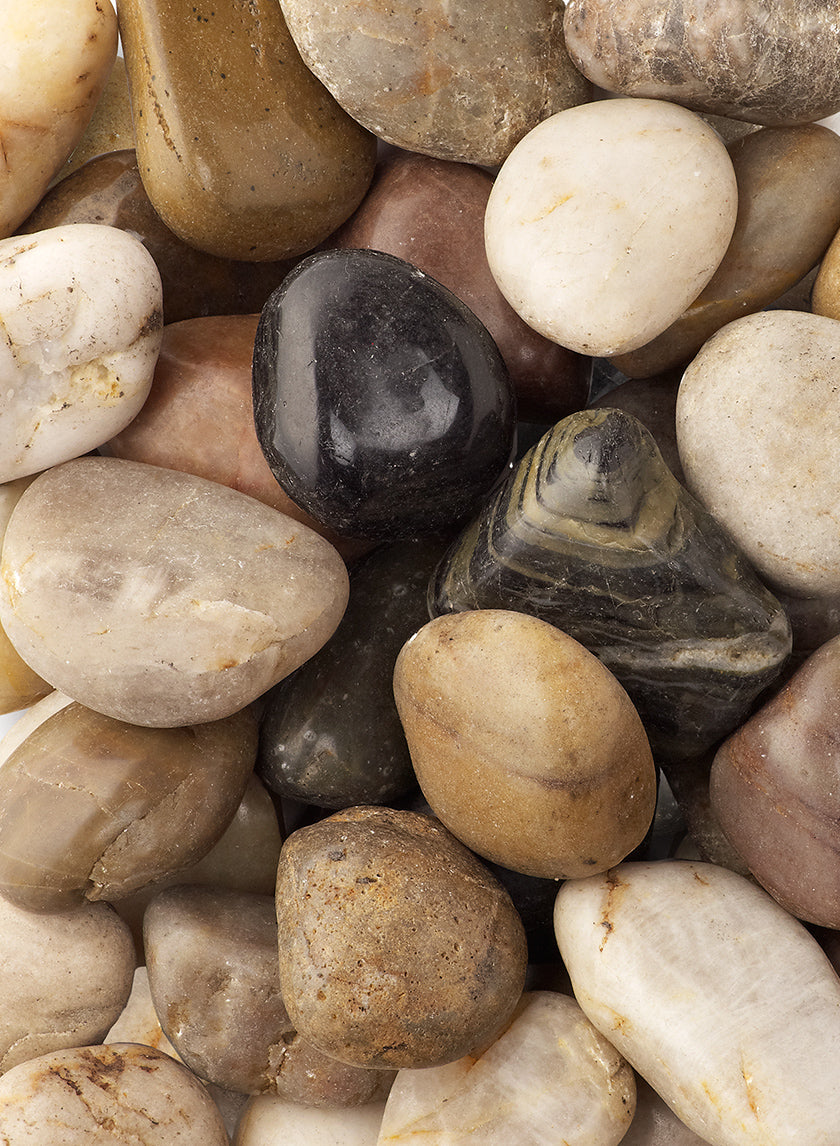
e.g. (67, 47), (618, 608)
(393, 610), (656, 879)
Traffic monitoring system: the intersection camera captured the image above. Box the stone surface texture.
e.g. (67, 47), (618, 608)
(119, 0), (377, 260)
(485, 98), (737, 357)
(234, 1095), (386, 1145)
(0, 476), (49, 713)
(53, 55), (135, 184)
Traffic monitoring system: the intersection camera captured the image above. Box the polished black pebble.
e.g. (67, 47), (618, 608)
(429, 408), (792, 762)
(252, 249), (516, 540)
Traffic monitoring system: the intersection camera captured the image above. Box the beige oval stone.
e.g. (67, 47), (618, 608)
(0, 457), (349, 726)
(393, 610), (656, 879)
(485, 98), (737, 357)
(0, 1043), (228, 1144)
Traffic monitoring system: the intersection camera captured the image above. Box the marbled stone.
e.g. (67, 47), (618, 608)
(54, 56), (135, 184)
(0, 476), (49, 713)
(329, 151), (588, 423)
(555, 862), (840, 1145)
(253, 249), (516, 540)
(563, 0), (840, 126)
(234, 1095), (386, 1145)
(0, 0), (117, 236)
(589, 371), (684, 483)
(394, 610), (656, 879)
(21, 151), (298, 325)
(378, 991), (635, 1146)
(484, 99), (737, 357)
(676, 310), (840, 597)
(430, 408), (792, 762)
(0, 1044), (228, 1145)
(101, 314), (371, 562)
(0, 896), (134, 1074)
(711, 633), (840, 928)
(0, 224), (162, 483)
(611, 124), (840, 378)
(257, 537), (449, 809)
(0, 701), (257, 911)
(119, 0), (377, 260)
(275, 806), (527, 1070)
(0, 457), (349, 726)
(279, 0), (590, 165)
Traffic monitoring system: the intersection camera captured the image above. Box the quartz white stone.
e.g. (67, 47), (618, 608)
(234, 1095), (385, 1145)
(555, 861), (840, 1145)
(484, 98), (737, 357)
(0, 224), (162, 483)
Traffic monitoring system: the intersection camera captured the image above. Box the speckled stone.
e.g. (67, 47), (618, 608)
(119, 0), (377, 260)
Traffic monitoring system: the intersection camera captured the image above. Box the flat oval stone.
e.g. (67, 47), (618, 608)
(0, 457), (349, 726)
(253, 249), (516, 540)
(485, 99), (737, 357)
(119, 0), (377, 260)
(0, 0), (117, 235)
(275, 806), (527, 1070)
(329, 151), (588, 423)
(676, 310), (840, 596)
(563, 0), (840, 126)
(279, 0), (590, 165)
(0, 224), (162, 483)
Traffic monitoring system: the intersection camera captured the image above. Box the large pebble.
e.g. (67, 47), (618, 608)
(484, 99), (737, 356)
(676, 310), (840, 596)
(0, 224), (162, 483)
(0, 457), (349, 726)
(555, 861), (840, 1145)
(394, 610), (656, 879)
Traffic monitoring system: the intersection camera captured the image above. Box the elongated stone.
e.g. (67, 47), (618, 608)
(119, 0), (377, 260)
(0, 457), (349, 726)
(430, 408), (792, 762)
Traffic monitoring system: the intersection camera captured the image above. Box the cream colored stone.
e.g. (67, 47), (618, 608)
(0, 690), (72, 766)
(0, 225), (163, 483)
(484, 98), (737, 357)
(234, 1095), (385, 1145)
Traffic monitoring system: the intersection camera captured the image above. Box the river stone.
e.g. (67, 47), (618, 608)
(279, 0), (590, 166)
(563, 0), (840, 126)
(0, 457), (349, 726)
(377, 991), (635, 1145)
(0, 224), (163, 483)
(710, 633), (840, 928)
(0, 701), (257, 911)
(611, 124), (840, 378)
(53, 56), (135, 185)
(0, 896), (134, 1074)
(275, 806), (527, 1070)
(622, 1077), (713, 1145)
(106, 966), (180, 1060)
(119, 0), (376, 260)
(394, 610), (656, 879)
(555, 861), (840, 1145)
(235, 1095), (386, 1146)
(484, 98), (737, 357)
(0, 476), (49, 713)
(676, 309), (840, 597)
(0, 1043), (228, 1145)
(0, 0), (117, 236)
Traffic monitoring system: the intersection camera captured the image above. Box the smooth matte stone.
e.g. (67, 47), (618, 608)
(430, 408), (792, 762)
(484, 99), (737, 357)
(0, 701), (257, 911)
(0, 896), (134, 1074)
(235, 1096), (386, 1146)
(589, 371), (684, 483)
(0, 0), (117, 236)
(378, 992), (634, 1146)
(0, 1044), (228, 1145)
(54, 56), (135, 184)
(0, 476), (49, 713)
(119, 0), (377, 260)
(253, 249), (516, 540)
(0, 224), (162, 483)
(329, 152), (588, 423)
(275, 806), (527, 1070)
(612, 125), (840, 378)
(21, 151), (297, 325)
(711, 634), (840, 928)
(106, 966), (181, 1060)
(257, 537), (449, 809)
(0, 457), (349, 727)
(676, 310), (840, 597)
(563, 0), (840, 126)
(555, 862), (840, 1145)
(101, 314), (371, 562)
(279, 0), (590, 166)
(394, 610), (656, 880)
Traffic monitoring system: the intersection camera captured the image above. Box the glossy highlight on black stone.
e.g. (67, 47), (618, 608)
(252, 249), (516, 540)
(429, 407), (793, 762)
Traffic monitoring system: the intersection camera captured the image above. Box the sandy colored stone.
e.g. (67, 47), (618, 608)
(234, 1095), (386, 1145)
(106, 967), (180, 1060)
(0, 475), (49, 713)
(54, 55), (135, 185)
